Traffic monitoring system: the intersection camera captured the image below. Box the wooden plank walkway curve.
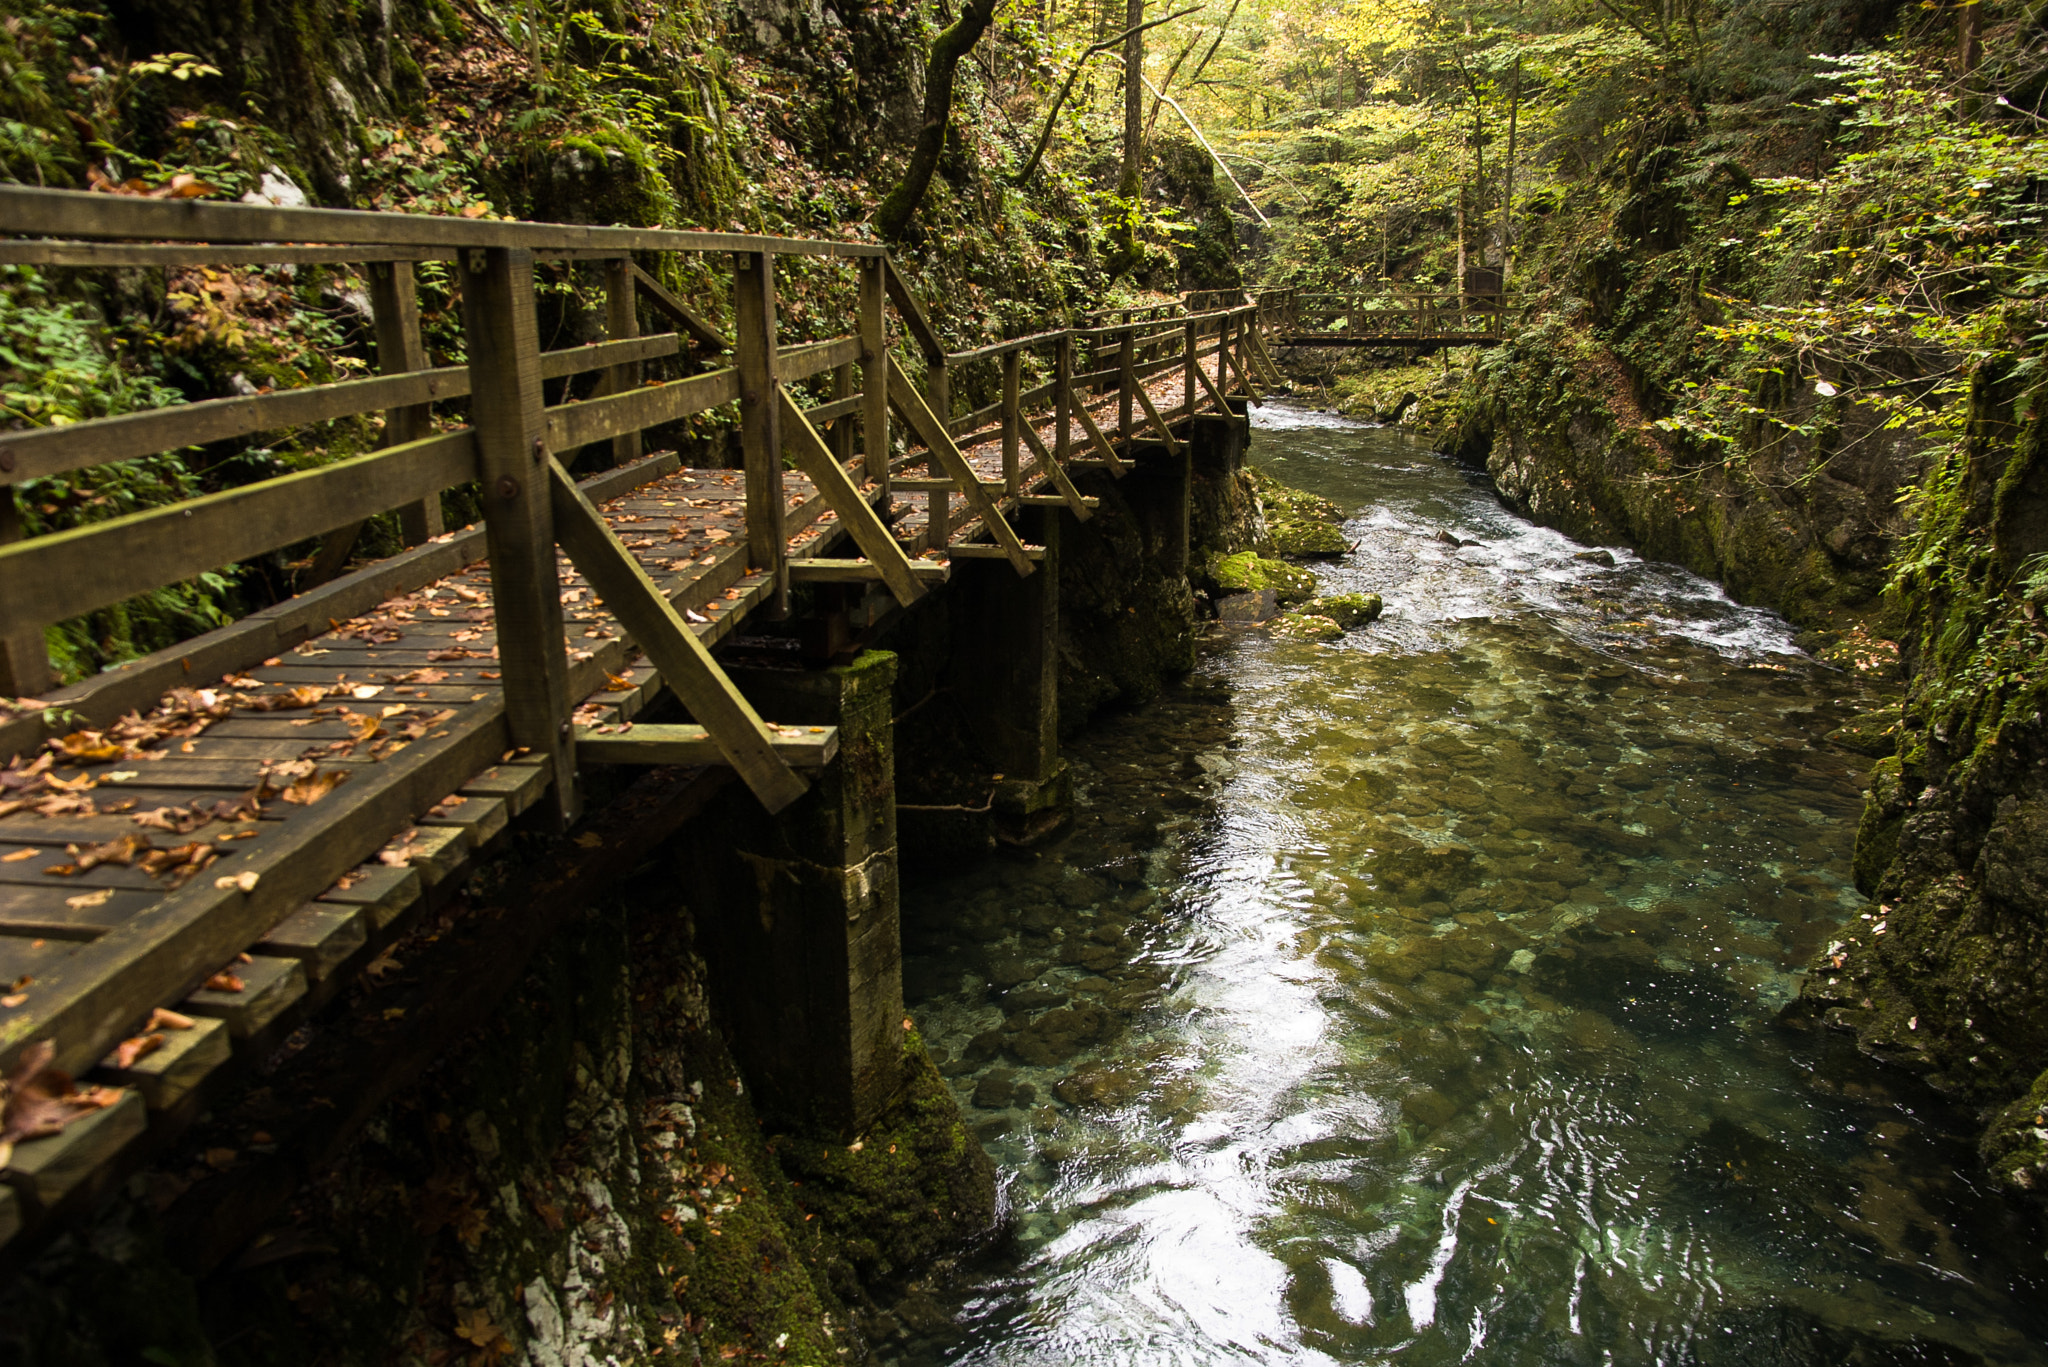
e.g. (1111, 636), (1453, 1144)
(0, 187), (1289, 1248)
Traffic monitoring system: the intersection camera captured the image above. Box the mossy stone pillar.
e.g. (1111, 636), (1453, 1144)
(951, 506), (1069, 842)
(693, 651), (905, 1137)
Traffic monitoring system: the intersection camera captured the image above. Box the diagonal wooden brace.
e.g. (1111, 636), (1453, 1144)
(778, 389), (928, 609)
(1018, 423), (1094, 522)
(628, 262), (730, 351)
(885, 357), (1036, 577)
(545, 458), (809, 813)
(1133, 381), (1184, 454)
(1064, 385), (1127, 474)
(1192, 343), (1231, 412)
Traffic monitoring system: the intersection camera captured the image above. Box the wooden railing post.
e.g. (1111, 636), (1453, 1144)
(925, 355), (951, 551)
(371, 261), (442, 546)
(458, 245), (578, 825)
(1001, 348), (1021, 497)
(0, 475), (49, 697)
(734, 250), (789, 619)
(605, 257), (642, 468)
(1119, 326), (1135, 445)
(1055, 331), (1073, 469)
(1184, 317), (1198, 416)
(831, 361), (857, 465)
(858, 256), (889, 497)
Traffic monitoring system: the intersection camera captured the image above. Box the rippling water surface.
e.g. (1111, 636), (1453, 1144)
(893, 406), (2048, 1366)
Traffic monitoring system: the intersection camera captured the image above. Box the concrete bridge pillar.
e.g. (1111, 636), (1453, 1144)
(690, 651), (905, 1137)
(951, 506), (1069, 844)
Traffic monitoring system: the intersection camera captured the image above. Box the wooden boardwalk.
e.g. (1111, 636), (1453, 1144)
(1261, 288), (1513, 348)
(0, 188), (1287, 1247)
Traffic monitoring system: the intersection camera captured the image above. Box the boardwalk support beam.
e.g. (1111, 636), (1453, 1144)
(690, 651), (906, 1137)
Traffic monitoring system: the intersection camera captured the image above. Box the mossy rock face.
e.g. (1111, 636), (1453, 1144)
(772, 1034), (999, 1309)
(1827, 706), (1902, 758)
(1208, 552), (1316, 604)
(1249, 468), (1350, 559)
(1982, 1067), (2048, 1195)
(1271, 520), (1352, 557)
(1301, 592), (1383, 629)
(1269, 612), (1344, 641)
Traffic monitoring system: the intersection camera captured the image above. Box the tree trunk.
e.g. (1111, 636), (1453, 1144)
(1120, 0), (1145, 200)
(1501, 56), (1521, 284)
(872, 0), (1001, 241)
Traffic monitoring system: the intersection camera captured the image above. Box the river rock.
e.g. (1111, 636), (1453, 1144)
(985, 952), (1039, 989)
(1208, 551), (1317, 604)
(1269, 612), (1345, 641)
(1216, 588), (1280, 623)
(1572, 549), (1617, 567)
(1300, 593), (1383, 629)
(1006, 1004), (1114, 1066)
(1054, 1064), (1147, 1107)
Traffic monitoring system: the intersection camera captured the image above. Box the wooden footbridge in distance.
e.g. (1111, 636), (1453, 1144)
(1198, 287), (1516, 349)
(0, 187), (1293, 1255)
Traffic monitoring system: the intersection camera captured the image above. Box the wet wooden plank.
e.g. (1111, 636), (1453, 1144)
(3, 1088), (145, 1213)
(0, 883), (157, 940)
(255, 905), (368, 983)
(94, 1015), (231, 1109)
(182, 953), (307, 1039)
(315, 864), (422, 930)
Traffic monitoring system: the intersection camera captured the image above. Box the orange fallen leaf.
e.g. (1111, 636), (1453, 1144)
(111, 1032), (164, 1069)
(1, 849), (39, 863)
(212, 870), (260, 894)
(281, 769), (351, 805)
(202, 970), (246, 992)
(148, 1007), (195, 1031)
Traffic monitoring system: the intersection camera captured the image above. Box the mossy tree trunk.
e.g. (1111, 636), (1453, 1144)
(872, 0), (1001, 242)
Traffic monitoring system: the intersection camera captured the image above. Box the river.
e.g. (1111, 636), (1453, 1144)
(893, 404), (2048, 1365)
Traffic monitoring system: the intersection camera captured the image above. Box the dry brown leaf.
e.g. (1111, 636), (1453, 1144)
(212, 870), (260, 894)
(110, 1033), (164, 1069)
(202, 970), (246, 992)
(1, 1040), (118, 1148)
(64, 889), (113, 909)
(281, 769), (350, 806)
(1, 849), (39, 863)
(148, 1007), (195, 1031)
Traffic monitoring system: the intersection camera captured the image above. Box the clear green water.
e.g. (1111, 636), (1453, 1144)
(894, 407), (2048, 1366)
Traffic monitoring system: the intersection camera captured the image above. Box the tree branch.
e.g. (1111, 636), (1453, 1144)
(1014, 5), (1204, 184)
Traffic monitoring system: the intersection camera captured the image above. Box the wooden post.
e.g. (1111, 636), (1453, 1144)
(458, 246), (577, 826)
(605, 257), (642, 469)
(371, 261), (441, 546)
(858, 256), (889, 497)
(1119, 326), (1135, 446)
(733, 250), (789, 620)
(925, 355), (950, 551)
(1054, 332), (1074, 470)
(831, 362), (856, 466)
(1001, 348), (1021, 497)
(0, 475), (49, 697)
(1184, 317), (1198, 416)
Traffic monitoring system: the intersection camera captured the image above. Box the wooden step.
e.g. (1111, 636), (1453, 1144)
(316, 863), (423, 930)
(183, 952), (307, 1039)
(256, 903), (369, 982)
(947, 543), (1049, 561)
(4, 1088), (145, 1214)
(789, 558), (950, 585)
(94, 1014), (231, 1108)
(575, 722), (838, 768)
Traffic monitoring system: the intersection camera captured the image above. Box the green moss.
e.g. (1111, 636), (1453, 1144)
(1269, 612), (1345, 640)
(1300, 592), (1382, 629)
(1981, 1067), (2048, 1195)
(1852, 755), (1906, 897)
(771, 1032), (998, 1309)
(1207, 552), (1316, 604)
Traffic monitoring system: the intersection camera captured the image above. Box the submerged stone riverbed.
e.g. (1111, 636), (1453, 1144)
(893, 405), (2048, 1365)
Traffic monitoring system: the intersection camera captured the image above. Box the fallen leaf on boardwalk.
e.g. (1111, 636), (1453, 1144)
(379, 830), (422, 866)
(111, 1033), (164, 1069)
(350, 684), (385, 700)
(426, 648), (480, 662)
(0, 994), (24, 1009)
(202, 970), (246, 992)
(704, 527), (732, 542)
(362, 948), (403, 982)
(603, 672), (634, 692)
(281, 770), (351, 805)
(64, 889), (114, 909)
(148, 1007), (195, 1031)
(212, 870), (260, 893)
(0, 849), (38, 863)
(75, 833), (151, 871)
(1, 1041), (118, 1150)
(50, 731), (124, 763)
(242, 685), (330, 711)
(344, 712), (384, 743)
(380, 703), (408, 719)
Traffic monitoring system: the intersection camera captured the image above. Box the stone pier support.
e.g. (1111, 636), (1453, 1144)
(950, 506), (1069, 843)
(691, 651), (904, 1137)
